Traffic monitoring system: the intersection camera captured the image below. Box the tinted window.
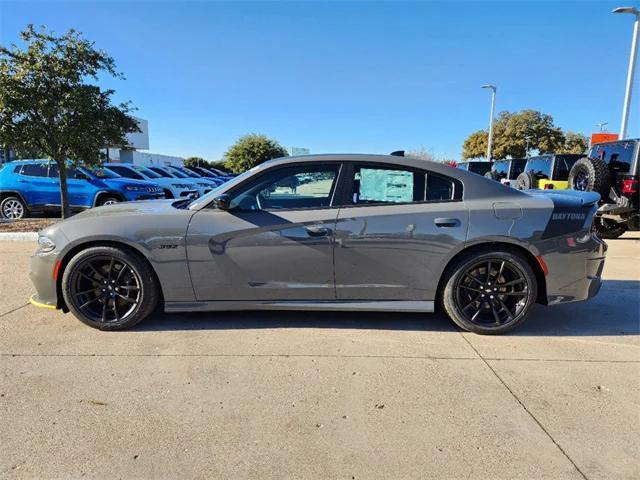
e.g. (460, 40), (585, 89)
(510, 159), (527, 179)
(352, 166), (424, 204)
(82, 167), (120, 179)
(467, 162), (492, 176)
(525, 157), (552, 179)
(132, 166), (162, 179)
(229, 165), (340, 211)
(426, 173), (454, 201)
(456, 163), (469, 171)
(148, 167), (173, 178)
(19, 163), (49, 177)
(107, 165), (144, 180)
(165, 168), (187, 178)
(492, 161), (509, 179)
(590, 141), (636, 174)
(553, 155), (580, 180)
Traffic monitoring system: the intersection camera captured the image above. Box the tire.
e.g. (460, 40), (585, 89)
(97, 196), (121, 207)
(440, 248), (537, 335)
(61, 246), (160, 330)
(592, 217), (627, 239)
(568, 157), (611, 199)
(0, 195), (28, 219)
(515, 171), (536, 190)
(484, 171), (497, 180)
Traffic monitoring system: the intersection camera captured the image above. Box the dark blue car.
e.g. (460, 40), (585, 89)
(0, 160), (164, 219)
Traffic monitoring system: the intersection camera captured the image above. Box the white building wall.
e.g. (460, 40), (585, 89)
(115, 150), (184, 167)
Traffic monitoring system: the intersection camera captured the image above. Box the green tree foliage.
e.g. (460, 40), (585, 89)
(463, 110), (570, 160)
(224, 134), (288, 173)
(557, 131), (589, 154)
(184, 156), (207, 168)
(0, 25), (139, 218)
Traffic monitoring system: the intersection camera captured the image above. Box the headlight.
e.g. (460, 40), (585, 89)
(125, 185), (144, 191)
(37, 235), (56, 253)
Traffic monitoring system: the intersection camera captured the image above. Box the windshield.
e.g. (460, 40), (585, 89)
(167, 168), (188, 178)
(80, 166), (120, 179)
(173, 167), (198, 178)
(132, 166), (162, 179)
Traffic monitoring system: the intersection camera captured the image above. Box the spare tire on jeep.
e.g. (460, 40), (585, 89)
(515, 171), (535, 190)
(568, 157), (610, 199)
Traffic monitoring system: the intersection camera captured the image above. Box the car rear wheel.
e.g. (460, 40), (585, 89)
(62, 246), (160, 330)
(441, 249), (537, 335)
(592, 217), (627, 239)
(1, 196), (28, 219)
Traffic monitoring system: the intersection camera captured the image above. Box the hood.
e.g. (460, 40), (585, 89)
(70, 199), (181, 220)
(102, 177), (156, 187)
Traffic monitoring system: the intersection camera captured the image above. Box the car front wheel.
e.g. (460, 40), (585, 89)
(441, 249), (537, 334)
(1, 196), (28, 219)
(61, 246), (160, 330)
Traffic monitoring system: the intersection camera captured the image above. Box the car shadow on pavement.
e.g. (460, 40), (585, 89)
(135, 280), (639, 337)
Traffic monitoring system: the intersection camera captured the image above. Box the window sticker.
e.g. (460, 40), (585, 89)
(359, 169), (413, 203)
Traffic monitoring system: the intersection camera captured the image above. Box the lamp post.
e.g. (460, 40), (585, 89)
(595, 122), (608, 132)
(613, 6), (640, 139)
(481, 85), (497, 161)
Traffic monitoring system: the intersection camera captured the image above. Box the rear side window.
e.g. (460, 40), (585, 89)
(19, 164), (49, 177)
(510, 160), (526, 179)
(467, 162), (492, 176)
(553, 156), (580, 181)
(426, 173), (455, 201)
(492, 162), (509, 179)
(525, 157), (552, 179)
(107, 166), (143, 180)
(353, 166), (424, 204)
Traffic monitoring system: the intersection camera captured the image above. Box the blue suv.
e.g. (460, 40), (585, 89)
(0, 160), (164, 219)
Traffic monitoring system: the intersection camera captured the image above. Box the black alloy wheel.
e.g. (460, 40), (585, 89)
(62, 246), (159, 330)
(441, 249), (537, 334)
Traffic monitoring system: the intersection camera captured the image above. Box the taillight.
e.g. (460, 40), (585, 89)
(544, 184), (554, 190)
(621, 177), (638, 195)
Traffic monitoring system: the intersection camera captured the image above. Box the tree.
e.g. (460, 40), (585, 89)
(462, 110), (567, 160)
(0, 25), (139, 218)
(406, 147), (435, 162)
(558, 132), (589, 154)
(184, 157), (207, 168)
(224, 134), (288, 173)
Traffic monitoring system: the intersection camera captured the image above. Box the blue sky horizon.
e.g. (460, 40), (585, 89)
(1, 0), (639, 161)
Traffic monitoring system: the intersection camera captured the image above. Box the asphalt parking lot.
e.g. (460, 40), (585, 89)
(1, 235), (638, 479)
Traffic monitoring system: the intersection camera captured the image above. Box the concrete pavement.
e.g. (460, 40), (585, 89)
(0, 234), (638, 479)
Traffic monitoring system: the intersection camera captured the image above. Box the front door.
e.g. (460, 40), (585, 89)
(186, 163), (343, 301)
(334, 163), (468, 301)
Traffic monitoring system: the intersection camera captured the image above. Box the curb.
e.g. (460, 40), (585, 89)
(0, 232), (38, 241)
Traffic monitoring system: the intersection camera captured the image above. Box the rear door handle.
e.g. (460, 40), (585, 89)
(434, 217), (461, 228)
(305, 225), (330, 237)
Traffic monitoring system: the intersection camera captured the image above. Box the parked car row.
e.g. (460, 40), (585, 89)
(0, 159), (232, 219)
(464, 138), (639, 239)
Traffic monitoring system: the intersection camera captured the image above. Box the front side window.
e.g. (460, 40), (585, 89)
(229, 165), (340, 211)
(493, 161), (509, 179)
(352, 166), (424, 204)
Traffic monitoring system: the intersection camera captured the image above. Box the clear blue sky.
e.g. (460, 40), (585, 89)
(1, 1), (639, 160)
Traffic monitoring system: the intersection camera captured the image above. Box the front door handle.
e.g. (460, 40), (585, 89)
(434, 217), (461, 228)
(305, 225), (330, 237)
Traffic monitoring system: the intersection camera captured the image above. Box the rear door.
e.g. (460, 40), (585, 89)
(17, 163), (59, 205)
(186, 163), (343, 301)
(334, 163), (468, 301)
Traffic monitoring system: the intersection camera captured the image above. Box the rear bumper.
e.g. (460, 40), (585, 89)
(542, 233), (607, 305)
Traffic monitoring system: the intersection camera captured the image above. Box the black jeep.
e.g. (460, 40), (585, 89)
(485, 158), (527, 187)
(456, 160), (492, 176)
(568, 139), (639, 239)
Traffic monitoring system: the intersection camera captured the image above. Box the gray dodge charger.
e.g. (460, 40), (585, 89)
(29, 154), (606, 334)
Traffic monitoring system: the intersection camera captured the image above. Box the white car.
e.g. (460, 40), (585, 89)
(103, 163), (198, 199)
(147, 166), (213, 196)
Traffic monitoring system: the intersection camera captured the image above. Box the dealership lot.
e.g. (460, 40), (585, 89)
(0, 236), (638, 479)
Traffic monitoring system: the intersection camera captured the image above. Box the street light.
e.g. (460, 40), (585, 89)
(481, 85), (497, 161)
(613, 6), (640, 139)
(595, 122), (609, 132)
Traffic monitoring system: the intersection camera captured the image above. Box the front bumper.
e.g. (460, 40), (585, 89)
(542, 233), (607, 305)
(29, 251), (60, 308)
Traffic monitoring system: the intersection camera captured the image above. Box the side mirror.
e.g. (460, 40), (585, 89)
(213, 194), (231, 210)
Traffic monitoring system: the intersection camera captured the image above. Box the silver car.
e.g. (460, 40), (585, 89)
(29, 154), (606, 334)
